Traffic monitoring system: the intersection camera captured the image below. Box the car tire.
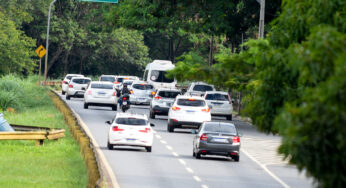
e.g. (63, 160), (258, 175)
(62, 91), (65, 95)
(107, 142), (113, 150)
(167, 122), (174, 132)
(196, 152), (201, 159)
(150, 110), (155, 119)
(146, 146), (152, 152)
(84, 103), (88, 109)
(66, 95), (71, 100)
(233, 155), (240, 162)
(226, 114), (232, 121)
(112, 105), (117, 111)
(193, 150), (196, 157)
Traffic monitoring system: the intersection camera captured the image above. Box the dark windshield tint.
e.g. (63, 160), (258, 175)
(158, 91), (180, 98)
(100, 77), (115, 82)
(150, 70), (174, 83)
(205, 94), (228, 101)
(90, 83), (113, 89)
(177, 99), (205, 106)
(204, 123), (236, 134)
(73, 79), (90, 84)
(133, 84), (154, 90)
(193, 85), (213, 92)
(116, 118), (147, 125)
(117, 78), (124, 83)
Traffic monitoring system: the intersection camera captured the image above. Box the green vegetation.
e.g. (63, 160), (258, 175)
(0, 75), (88, 188)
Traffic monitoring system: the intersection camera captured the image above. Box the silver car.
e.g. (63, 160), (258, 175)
(193, 122), (241, 161)
(129, 81), (155, 105)
(186, 82), (215, 96)
(204, 91), (233, 120)
(149, 88), (181, 119)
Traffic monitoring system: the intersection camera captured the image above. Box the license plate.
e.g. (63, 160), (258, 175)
(212, 138), (228, 143)
(139, 98), (146, 101)
(186, 110), (195, 113)
(126, 138), (136, 142)
(98, 92), (106, 95)
(123, 101), (128, 105)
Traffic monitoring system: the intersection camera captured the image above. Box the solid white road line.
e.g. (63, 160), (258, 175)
(241, 149), (290, 188)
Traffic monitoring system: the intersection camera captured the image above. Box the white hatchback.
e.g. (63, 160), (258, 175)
(204, 91), (233, 120)
(66, 77), (91, 100)
(61, 74), (84, 95)
(84, 81), (118, 111)
(167, 95), (211, 132)
(107, 113), (154, 152)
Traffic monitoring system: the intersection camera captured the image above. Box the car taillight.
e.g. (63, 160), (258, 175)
(130, 90), (134, 94)
(122, 97), (127, 100)
(62, 81), (66, 84)
(151, 91), (156, 95)
(188, 98), (195, 101)
(172, 106), (181, 111)
(200, 134), (208, 141)
(88, 90), (92, 95)
(68, 84), (73, 88)
(114, 82), (120, 84)
(112, 126), (124, 132)
(154, 96), (162, 100)
(201, 108), (210, 112)
(139, 128), (150, 133)
(232, 136), (240, 143)
(113, 91), (116, 96)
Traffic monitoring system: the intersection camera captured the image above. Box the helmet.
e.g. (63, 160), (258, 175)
(123, 83), (127, 88)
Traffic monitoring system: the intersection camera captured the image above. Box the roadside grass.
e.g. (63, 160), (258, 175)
(0, 75), (88, 188)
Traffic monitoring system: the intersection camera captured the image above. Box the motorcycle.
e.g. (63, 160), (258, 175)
(120, 94), (130, 112)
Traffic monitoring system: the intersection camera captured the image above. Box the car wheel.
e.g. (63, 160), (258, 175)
(62, 91), (65, 95)
(233, 155), (240, 162)
(226, 114), (232, 121)
(150, 110), (155, 119)
(196, 152), (201, 159)
(112, 105), (117, 111)
(167, 122), (174, 132)
(107, 142), (113, 150)
(193, 150), (196, 157)
(84, 103), (88, 109)
(145, 146), (152, 152)
(66, 95), (71, 100)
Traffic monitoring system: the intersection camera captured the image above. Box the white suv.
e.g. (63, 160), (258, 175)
(186, 82), (215, 96)
(167, 95), (211, 132)
(84, 81), (118, 111)
(61, 74), (84, 95)
(149, 89), (181, 119)
(204, 91), (233, 120)
(66, 77), (91, 100)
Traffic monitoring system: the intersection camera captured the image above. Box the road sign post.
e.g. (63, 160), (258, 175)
(35, 45), (47, 86)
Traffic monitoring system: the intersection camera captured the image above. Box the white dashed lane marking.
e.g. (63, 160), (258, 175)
(193, 176), (202, 182)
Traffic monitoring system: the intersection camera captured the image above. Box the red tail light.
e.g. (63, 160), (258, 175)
(154, 96), (162, 100)
(201, 108), (210, 112)
(172, 106), (181, 111)
(113, 91), (116, 96)
(112, 126), (124, 132)
(68, 84), (73, 88)
(232, 136), (240, 143)
(200, 134), (208, 141)
(122, 97), (127, 100)
(114, 82), (120, 84)
(139, 128), (151, 133)
(88, 90), (92, 95)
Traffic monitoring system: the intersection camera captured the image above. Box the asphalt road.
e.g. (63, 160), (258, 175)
(61, 95), (314, 188)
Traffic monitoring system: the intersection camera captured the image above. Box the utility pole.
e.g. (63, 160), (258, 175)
(43, 0), (57, 86)
(257, 0), (265, 38)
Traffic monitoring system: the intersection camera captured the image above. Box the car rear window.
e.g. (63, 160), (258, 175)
(177, 99), (205, 106)
(205, 94), (229, 101)
(123, 81), (133, 86)
(193, 85), (214, 92)
(66, 75), (82, 80)
(115, 118), (147, 125)
(132, 84), (154, 90)
(158, 91), (180, 98)
(204, 123), (236, 134)
(100, 77), (115, 82)
(73, 79), (90, 84)
(90, 83), (113, 89)
(117, 78), (124, 83)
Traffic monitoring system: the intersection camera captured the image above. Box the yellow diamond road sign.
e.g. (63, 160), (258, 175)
(35, 45), (46, 58)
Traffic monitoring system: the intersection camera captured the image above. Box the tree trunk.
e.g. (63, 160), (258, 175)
(209, 35), (214, 66)
(79, 56), (85, 74)
(63, 51), (70, 76)
(47, 46), (63, 73)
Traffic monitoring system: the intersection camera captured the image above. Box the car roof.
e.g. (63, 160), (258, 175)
(65, 74), (83, 77)
(132, 80), (151, 85)
(202, 122), (236, 129)
(100, 75), (116, 77)
(176, 95), (205, 100)
(157, 88), (181, 92)
(90, 81), (114, 84)
(205, 91), (228, 95)
(115, 113), (148, 120)
(71, 77), (91, 80)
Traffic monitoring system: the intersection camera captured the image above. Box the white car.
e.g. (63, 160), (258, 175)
(204, 91), (233, 120)
(107, 113), (154, 152)
(114, 76), (139, 89)
(84, 81), (118, 111)
(66, 77), (91, 100)
(61, 74), (84, 95)
(185, 82), (215, 96)
(149, 88), (181, 119)
(167, 95), (211, 132)
(99, 75), (117, 83)
(129, 81), (155, 105)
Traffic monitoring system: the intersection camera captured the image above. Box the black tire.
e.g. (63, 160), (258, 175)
(150, 110), (155, 119)
(107, 142), (113, 150)
(62, 91), (65, 95)
(121, 105), (126, 112)
(193, 150), (196, 157)
(226, 114), (232, 121)
(66, 95), (71, 100)
(83, 103), (88, 109)
(233, 155), (240, 162)
(167, 122), (174, 132)
(112, 105), (117, 111)
(196, 153), (201, 159)
(145, 146), (152, 152)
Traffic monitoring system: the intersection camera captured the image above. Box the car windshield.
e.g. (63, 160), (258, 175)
(158, 91), (180, 98)
(117, 78), (124, 83)
(115, 118), (147, 125)
(150, 70), (174, 83)
(73, 79), (90, 84)
(100, 77), (115, 82)
(90, 83), (113, 89)
(205, 93), (229, 101)
(204, 123), (236, 134)
(132, 84), (154, 90)
(123, 81), (133, 86)
(177, 99), (205, 106)
(193, 85), (213, 92)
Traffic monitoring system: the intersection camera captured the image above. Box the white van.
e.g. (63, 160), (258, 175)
(143, 60), (176, 89)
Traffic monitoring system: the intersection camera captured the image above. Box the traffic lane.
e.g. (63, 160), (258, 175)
(62, 97), (204, 188)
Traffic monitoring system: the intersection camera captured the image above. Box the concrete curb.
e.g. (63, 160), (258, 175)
(52, 90), (119, 188)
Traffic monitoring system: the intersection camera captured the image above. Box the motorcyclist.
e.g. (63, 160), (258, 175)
(119, 83), (131, 107)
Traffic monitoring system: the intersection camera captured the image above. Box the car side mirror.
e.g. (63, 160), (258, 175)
(150, 123), (155, 127)
(105, 121), (112, 125)
(182, 88), (187, 94)
(238, 132), (243, 137)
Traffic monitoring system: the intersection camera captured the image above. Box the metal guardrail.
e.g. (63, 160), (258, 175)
(0, 124), (65, 146)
